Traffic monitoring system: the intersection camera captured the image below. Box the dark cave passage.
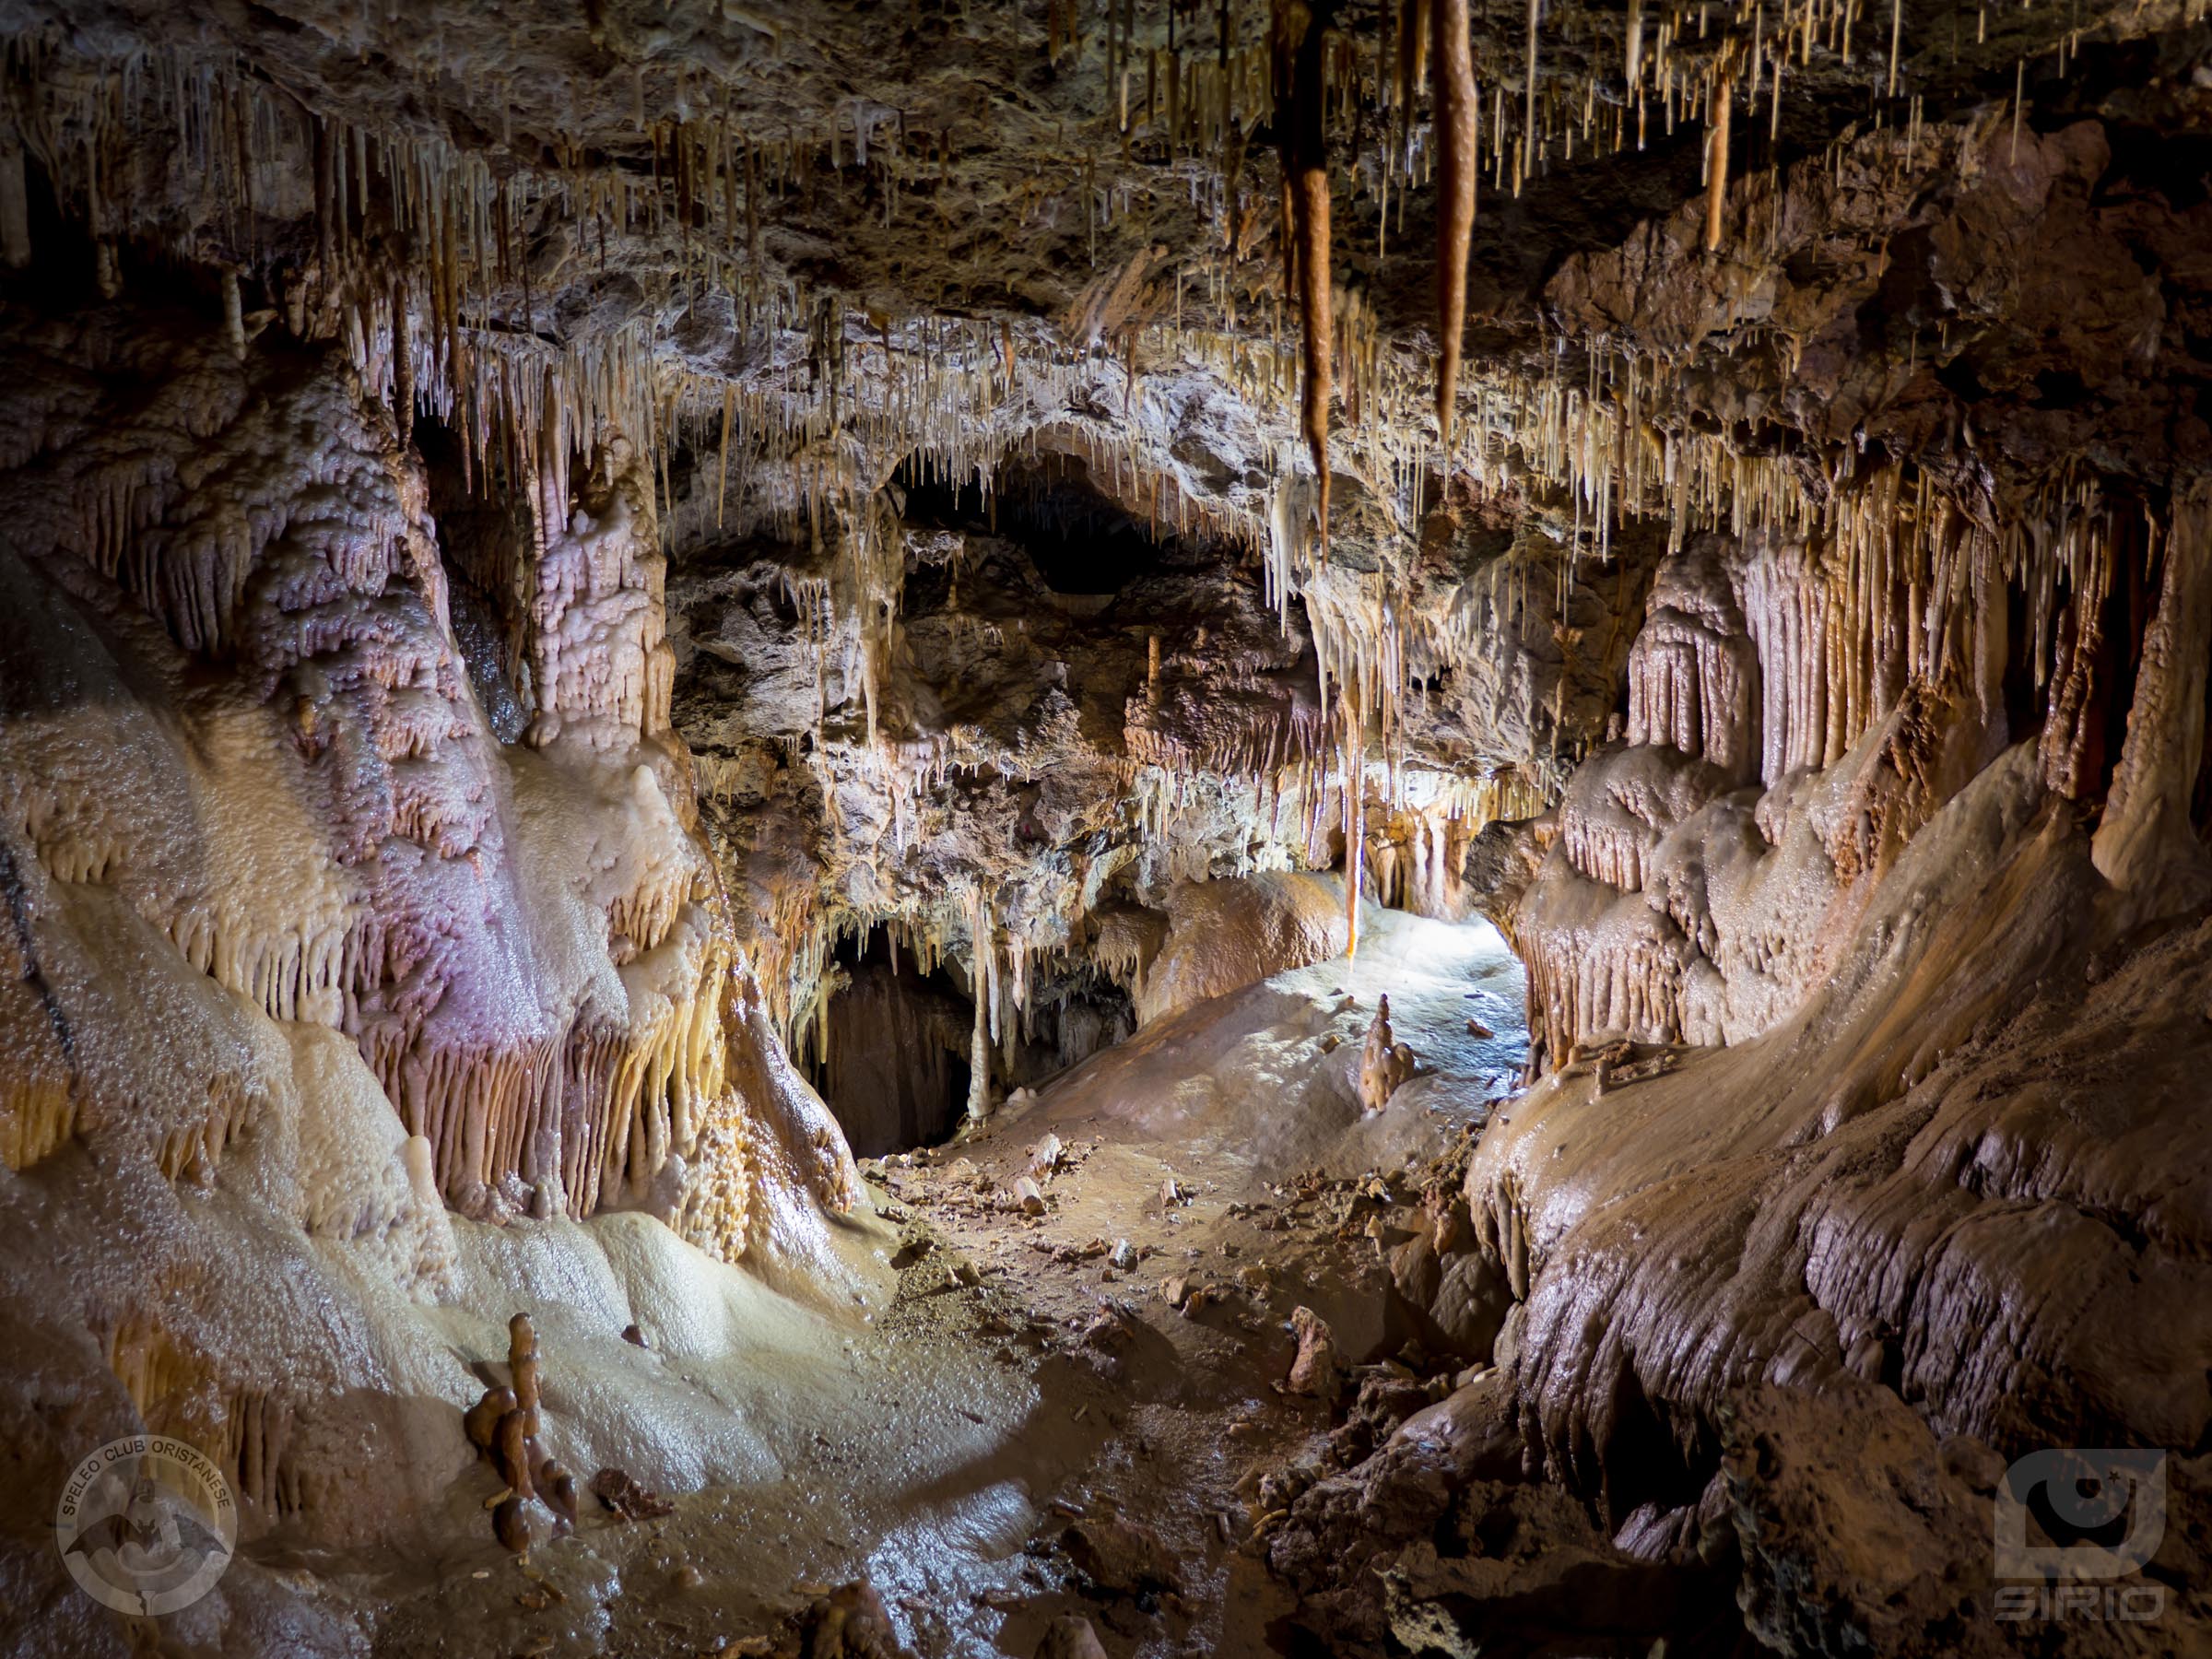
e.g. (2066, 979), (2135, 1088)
(804, 925), (1143, 1156)
(805, 927), (975, 1159)
(896, 452), (1176, 595)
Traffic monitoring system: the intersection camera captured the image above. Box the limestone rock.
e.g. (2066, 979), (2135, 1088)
(1062, 1514), (1180, 1595)
(589, 1467), (675, 1523)
(1284, 1306), (1342, 1401)
(1031, 1614), (1109, 1659)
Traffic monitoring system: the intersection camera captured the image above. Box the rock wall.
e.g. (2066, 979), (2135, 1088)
(1426, 115), (2212, 1647)
(0, 296), (862, 1645)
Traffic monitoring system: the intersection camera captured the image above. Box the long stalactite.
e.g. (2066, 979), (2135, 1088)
(1272, 0), (1335, 534)
(1430, 0), (1478, 447)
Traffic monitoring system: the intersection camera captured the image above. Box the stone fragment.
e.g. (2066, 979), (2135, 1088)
(793, 1580), (911, 1659)
(590, 1466), (675, 1521)
(1427, 1252), (1510, 1359)
(1388, 1230), (1442, 1308)
(1284, 1305), (1341, 1400)
(1062, 1513), (1180, 1594)
(1032, 1614), (1109, 1659)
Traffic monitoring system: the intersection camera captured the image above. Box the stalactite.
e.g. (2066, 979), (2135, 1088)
(1430, 0), (1477, 449)
(1340, 691), (1366, 959)
(1522, 0), (1542, 190)
(1273, 0), (1334, 532)
(0, 123), (28, 269)
(1393, 0), (1427, 130)
(0, 976), (76, 1171)
(1704, 74), (1732, 252)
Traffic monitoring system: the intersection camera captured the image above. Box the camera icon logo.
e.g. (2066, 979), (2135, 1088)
(1994, 1448), (2166, 1582)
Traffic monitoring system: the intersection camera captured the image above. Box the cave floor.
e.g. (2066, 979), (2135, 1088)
(357, 908), (1525, 1659)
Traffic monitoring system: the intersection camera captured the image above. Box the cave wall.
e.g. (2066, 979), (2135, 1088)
(0, 295), (876, 1658)
(1422, 108), (2212, 1550)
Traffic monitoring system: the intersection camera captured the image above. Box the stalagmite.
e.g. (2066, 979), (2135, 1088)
(1358, 994), (1416, 1110)
(464, 1385), (515, 1453)
(509, 1313), (541, 1433)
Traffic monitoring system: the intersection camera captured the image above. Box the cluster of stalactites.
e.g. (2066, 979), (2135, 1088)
(3, 0), (2120, 582)
(1248, 0), (2099, 535)
(1618, 461), (2172, 793)
(352, 915), (735, 1225)
(1358, 797), (1482, 917)
(1531, 465), (2211, 1068)
(780, 889), (1076, 1126)
(0, 35), (1115, 571)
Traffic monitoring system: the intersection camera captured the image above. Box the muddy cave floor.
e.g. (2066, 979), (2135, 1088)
(345, 906), (1524, 1659)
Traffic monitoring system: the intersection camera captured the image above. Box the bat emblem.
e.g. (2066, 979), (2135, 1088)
(55, 1437), (239, 1617)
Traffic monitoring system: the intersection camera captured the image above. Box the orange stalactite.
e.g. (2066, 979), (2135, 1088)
(1431, 0), (1477, 448)
(1273, 0), (1334, 536)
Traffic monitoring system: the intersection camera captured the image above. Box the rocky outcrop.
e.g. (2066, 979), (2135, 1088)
(0, 300), (867, 1658)
(0, 305), (837, 1237)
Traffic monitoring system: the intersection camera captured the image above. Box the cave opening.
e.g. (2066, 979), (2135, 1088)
(896, 452), (1171, 594)
(804, 925), (976, 1159)
(1003, 961), (1138, 1088)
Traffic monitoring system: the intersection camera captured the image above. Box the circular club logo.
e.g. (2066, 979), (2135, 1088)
(55, 1435), (237, 1616)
